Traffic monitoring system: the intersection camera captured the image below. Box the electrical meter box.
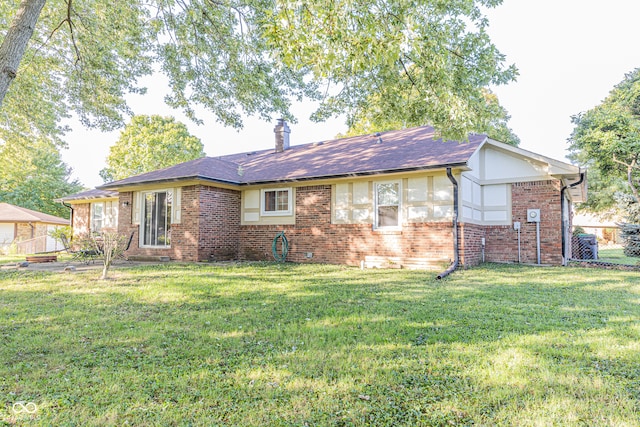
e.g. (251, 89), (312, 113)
(527, 208), (541, 223)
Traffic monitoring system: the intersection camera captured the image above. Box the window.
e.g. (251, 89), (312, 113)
(375, 181), (401, 229)
(91, 203), (104, 232)
(141, 190), (172, 247)
(261, 188), (292, 216)
(91, 201), (118, 232)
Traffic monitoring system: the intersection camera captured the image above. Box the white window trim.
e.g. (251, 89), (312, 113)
(90, 200), (119, 233)
(139, 188), (174, 248)
(90, 202), (104, 233)
(374, 180), (402, 230)
(260, 187), (293, 216)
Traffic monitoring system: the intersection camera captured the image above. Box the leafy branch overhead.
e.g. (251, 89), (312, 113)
(264, 0), (518, 140)
(569, 68), (640, 214)
(1, 0), (516, 143)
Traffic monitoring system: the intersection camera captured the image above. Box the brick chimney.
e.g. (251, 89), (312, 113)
(274, 119), (290, 153)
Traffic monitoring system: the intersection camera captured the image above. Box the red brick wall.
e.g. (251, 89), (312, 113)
(461, 180), (564, 266)
(15, 223), (33, 243)
(72, 203), (90, 236)
(117, 186), (241, 262)
(239, 182), (565, 267)
(197, 186), (241, 261)
(12, 223), (46, 253)
(239, 185), (455, 266)
(73, 179), (565, 266)
(459, 223), (484, 266)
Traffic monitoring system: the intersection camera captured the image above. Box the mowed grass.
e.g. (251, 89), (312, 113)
(0, 262), (639, 426)
(598, 247), (640, 266)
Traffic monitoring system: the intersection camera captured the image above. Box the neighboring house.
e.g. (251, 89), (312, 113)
(573, 212), (621, 246)
(60, 122), (586, 268)
(0, 203), (69, 254)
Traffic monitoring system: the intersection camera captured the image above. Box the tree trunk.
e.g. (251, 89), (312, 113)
(0, 0), (46, 107)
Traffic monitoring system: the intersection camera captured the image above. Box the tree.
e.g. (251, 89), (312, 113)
(264, 0), (518, 141)
(0, 0), (516, 144)
(0, 137), (83, 218)
(100, 115), (205, 182)
(568, 68), (640, 214)
(340, 89), (520, 145)
(97, 231), (128, 280)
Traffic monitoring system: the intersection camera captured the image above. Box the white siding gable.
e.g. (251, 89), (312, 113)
(483, 147), (548, 182)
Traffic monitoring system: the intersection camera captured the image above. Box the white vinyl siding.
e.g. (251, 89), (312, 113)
(461, 173), (511, 225)
(332, 174), (455, 227)
(0, 223), (14, 248)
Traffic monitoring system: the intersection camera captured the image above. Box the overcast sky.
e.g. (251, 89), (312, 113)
(61, 0), (640, 188)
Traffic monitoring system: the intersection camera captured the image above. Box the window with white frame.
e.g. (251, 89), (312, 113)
(141, 190), (172, 247)
(375, 181), (401, 229)
(91, 201), (118, 232)
(261, 188), (292, 216)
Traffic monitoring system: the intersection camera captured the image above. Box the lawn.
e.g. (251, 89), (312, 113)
(0, 253), (74, 266)
(1, 262), (639, 426)
(597, 247), (640, 266)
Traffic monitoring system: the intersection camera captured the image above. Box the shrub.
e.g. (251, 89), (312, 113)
(619, 223), (640, 257)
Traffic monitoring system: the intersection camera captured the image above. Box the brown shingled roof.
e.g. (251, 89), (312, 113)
(100, 125), (487, 189)
(57, 188), (119, 202)
(101, 157), (243, 188)
(0, 203), (69, 225)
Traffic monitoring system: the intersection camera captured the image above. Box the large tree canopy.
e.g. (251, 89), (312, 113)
(342, 88), (520, 145)
(100, 115), (205, 182)
(568, 68), (640, 214)
(0, 137), (83, 218)
(0, 0), (516, 144)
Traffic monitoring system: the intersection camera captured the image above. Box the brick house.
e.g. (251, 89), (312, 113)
(60, 123), (586, 269)
(0, 203), (69, 254)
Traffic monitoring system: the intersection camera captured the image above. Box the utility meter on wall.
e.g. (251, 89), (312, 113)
(527, 208), (541, 223)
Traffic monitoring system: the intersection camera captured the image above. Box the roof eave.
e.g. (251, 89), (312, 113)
(239, 162), (471, 186)
(55, 195), (118, 203)
(98, 175), (243, 191)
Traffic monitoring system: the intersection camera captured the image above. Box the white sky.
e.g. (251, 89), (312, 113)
(61, 0), (640, 189)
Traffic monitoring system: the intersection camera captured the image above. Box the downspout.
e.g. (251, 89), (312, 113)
(437, 167), (459, 279)
(61, 201), (73, 217)
(560, 171), (585, 265)
(61, 201), (74, 234)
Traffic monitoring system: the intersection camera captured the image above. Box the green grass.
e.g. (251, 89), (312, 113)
(1, 262), (639, 426)
(0, 254), (30, 265)
(0, 253), (73, 265)
(598, 247), (640, 266)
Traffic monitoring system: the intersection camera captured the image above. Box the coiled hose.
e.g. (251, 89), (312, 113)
(272, 231), (289, 262)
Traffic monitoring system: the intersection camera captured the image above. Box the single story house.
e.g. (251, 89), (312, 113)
(0, 202), (69, 254)
(60, 122), (586, 268)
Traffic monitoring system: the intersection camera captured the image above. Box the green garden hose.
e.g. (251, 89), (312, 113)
(272, 231), (289, 262)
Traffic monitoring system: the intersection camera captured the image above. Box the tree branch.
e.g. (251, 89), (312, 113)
(0, 0), (47, 107)
(65, 0), (81, 65)
(614, 154), (640, 202)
